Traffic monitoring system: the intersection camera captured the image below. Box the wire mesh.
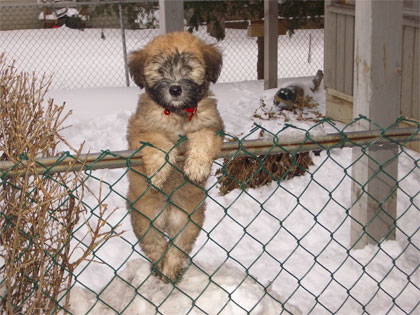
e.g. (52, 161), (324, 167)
(0, 1), (324, 90)
(1, 117), (419, 314)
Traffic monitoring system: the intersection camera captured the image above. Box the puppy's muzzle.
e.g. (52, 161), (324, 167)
(169, 85), (182, 97)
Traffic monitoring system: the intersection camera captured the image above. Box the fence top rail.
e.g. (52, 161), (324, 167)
(0, 126), (418, 178)
(0, 0), (152, 9)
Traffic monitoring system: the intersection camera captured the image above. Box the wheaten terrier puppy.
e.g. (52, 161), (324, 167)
(126, 32), (224, 282)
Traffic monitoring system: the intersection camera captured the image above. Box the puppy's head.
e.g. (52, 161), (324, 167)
(128, 32), (222, 112)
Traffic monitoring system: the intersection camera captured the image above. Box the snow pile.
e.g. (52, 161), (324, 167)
(38, 7), (87, 21)
(64, 260), (302, 315)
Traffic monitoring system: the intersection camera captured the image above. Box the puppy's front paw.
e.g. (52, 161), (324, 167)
(149, 168), (169, 190)
(142, 146), (177, 190)
(184, 157), (212, 184)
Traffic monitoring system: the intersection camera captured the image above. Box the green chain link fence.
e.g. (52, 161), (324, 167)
(1, 116), (420, 314)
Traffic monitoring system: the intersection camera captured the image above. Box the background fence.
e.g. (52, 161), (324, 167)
(1, 117), (420, 314)
(0, 0), (324, 89)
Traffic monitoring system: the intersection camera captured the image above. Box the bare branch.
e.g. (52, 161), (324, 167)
(0, 54), (123, 313)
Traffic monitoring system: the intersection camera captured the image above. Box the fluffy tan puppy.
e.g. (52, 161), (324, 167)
(126, 32), (224, 282)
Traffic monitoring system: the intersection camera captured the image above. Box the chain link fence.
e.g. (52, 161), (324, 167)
(0, 0), (323, 90)
(1, 116), (419, 314)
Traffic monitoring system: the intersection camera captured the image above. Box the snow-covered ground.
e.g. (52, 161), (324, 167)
(1, 26), (419, 314)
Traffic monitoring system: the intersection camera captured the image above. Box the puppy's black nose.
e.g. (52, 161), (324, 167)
(169, 85), (182, 97)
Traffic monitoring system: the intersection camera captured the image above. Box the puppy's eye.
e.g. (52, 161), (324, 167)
(184, 66), (192, 73)
(158, 69), (165, 76)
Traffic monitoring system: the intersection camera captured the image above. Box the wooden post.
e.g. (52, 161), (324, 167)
(159, 0), (184, 34)
(350, 0), (402, 249)
(264, 0), (278, 90)
(257, 37), (264, 80)
(323, 0), (336, 91)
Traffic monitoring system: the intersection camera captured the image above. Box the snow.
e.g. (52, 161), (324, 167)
(47, 80), (420, 314)
(62, 260), (301, 315)
(1, 26), (419, 314)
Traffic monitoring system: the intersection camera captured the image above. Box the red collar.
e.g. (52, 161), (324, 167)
(164, 106), (197, 121)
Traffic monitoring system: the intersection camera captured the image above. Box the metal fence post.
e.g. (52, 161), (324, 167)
(119, 2), (130, 87)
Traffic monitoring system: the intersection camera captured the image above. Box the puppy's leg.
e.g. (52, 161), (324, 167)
(183, 128), (223, 183)
(128, 188), (169, 271)
(130, 132), (178, 189)
(160, 203), (205, 282)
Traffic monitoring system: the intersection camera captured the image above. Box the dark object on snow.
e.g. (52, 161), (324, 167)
(274, 86), (305, 110)
(310, 70), (324, 93)
(65, 15), (85, 30)
(216, 152), (313, 195)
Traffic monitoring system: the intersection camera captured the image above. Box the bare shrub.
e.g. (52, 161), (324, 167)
(0, 54), (121, 313)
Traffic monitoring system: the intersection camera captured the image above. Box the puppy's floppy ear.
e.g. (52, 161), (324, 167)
(128, 49), (147, 88)
(202, 44), (222, 84)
